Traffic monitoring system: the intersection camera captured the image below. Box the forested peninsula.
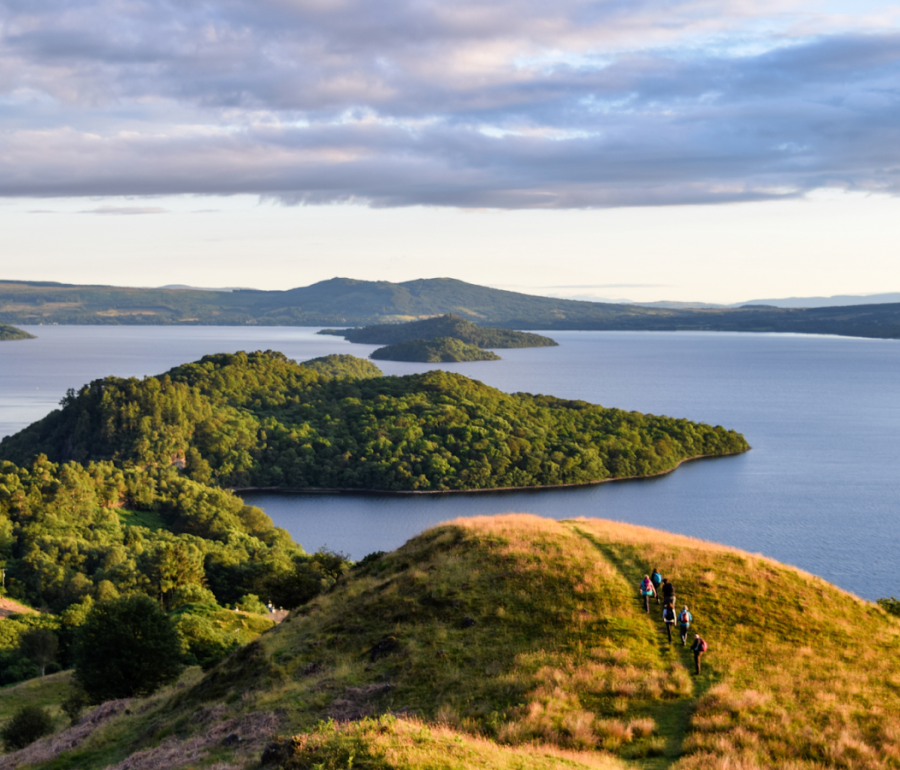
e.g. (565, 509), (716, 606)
(371, 337), (502, 362)
(0, 352), (748, 493)
(0, 324), (34, 341)
(321, 314), (558, 348)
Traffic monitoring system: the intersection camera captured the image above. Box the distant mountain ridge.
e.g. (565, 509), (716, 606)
(1, 277), (899, 338)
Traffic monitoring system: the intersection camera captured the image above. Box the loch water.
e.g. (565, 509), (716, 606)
(1, 326), (898, 600)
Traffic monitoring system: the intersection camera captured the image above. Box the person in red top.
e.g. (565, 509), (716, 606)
(691, 634), (707, 675)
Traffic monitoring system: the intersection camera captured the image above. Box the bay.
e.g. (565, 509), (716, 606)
(1, 326), (898, 600)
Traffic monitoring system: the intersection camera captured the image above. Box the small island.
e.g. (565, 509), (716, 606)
(371, 337), (501, 363)
(0, 323), (35, 341)
(320, 313), (558, 348)
(300, 353), (383, 378)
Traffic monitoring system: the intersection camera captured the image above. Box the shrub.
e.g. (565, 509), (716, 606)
(0, 705), (54, 752)
(170, 584), (218, 609)
(74, 594), (183, 702)
(235, 593), (269, 614)
(60, 687), (91, 726)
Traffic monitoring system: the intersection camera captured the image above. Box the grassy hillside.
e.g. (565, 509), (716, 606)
(370, 337), (502, 362)
(0, 351), (748, 491)
(1, 278), (899, 338)
(0, 324), (34, 341)
(323, 314), (558, 347)
(7, 514), (900, 770)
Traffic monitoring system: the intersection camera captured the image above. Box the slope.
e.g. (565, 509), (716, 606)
(8, 515), (900, 770)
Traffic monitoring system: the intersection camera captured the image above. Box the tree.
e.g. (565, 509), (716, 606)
(74, 595), (183, 702)
(18, 627), (58, 677)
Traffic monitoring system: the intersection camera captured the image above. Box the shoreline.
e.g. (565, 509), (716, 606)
(229, 448), (749, 497)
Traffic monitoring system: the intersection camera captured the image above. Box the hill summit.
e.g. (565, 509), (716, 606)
(6, 514), (899, 769)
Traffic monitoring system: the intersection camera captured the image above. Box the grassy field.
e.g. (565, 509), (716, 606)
(0, 671), (73, 729)
(2, 514), (899, 769)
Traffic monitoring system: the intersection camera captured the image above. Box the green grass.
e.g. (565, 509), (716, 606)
(0, 671), (73, 729)
(116, 508), (167, 531)
(5, 515), (900, 769)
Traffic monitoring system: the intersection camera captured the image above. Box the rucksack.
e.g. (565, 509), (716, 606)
(679, 611), (690, 623)
(699, 640), (708, 652)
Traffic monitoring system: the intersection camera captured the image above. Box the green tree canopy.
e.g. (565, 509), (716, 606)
(74, 594), (184, 701)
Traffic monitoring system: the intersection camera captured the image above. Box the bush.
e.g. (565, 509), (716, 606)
(60, 687), (91, 726)
(170, 584), (218, 609)
(878, 596), (900, 618)
(235, 593), (268, 614)
(0, 705), (54, 752)
(74, 594), (183, 702)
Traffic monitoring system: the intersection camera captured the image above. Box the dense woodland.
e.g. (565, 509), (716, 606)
(321, 314), (557, 347)
(2, 278), (899, 338)
(299, 354), (383, 378)
(0, 351), (748, 493)
(0, 324), (34, 341)
(0, 454), (353, 683)
(370, 337), (502, 362)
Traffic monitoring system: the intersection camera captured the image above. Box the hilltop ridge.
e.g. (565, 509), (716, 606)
(5, 514), (900, 770)
(1, 277), (899, 338)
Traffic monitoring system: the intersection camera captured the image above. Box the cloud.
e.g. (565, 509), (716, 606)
(0, 0), (898, 207)
(78, 205), (167, 215)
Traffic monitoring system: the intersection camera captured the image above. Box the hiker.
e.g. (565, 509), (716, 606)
(678, 605), (693, 644)
(691, 634), (708, 675)
(650, 569), (663, 603)
(661, 578), (675, 607)
(662, 602), (677, 642)
(639, 574), (656, 613)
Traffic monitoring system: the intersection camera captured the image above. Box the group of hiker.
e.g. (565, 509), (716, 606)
(640, 569), (708, 674)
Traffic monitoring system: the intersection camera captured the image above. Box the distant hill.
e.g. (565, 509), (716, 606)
(1, 277), (899, 338)
(9, 515), (900, 769)
(736, 292), (900, 308)
(0, 323), (34, 340)
(370, 337), (502, 362)
(299, 353), (383, 378)
(322, 314), (558, 347)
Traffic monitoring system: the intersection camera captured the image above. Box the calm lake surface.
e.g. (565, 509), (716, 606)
(1, 326), (898, 600)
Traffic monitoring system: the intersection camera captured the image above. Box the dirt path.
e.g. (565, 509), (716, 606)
(569, 525), (714, 769)
(0, 597), (37, 618)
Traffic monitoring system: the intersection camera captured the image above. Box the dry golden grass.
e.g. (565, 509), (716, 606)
(572, 517), (900, 769)
(281, 715), (629, 770)
(9, 513), (900, 770)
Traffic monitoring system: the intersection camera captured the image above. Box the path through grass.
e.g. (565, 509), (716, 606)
(570, 525), (716, 769)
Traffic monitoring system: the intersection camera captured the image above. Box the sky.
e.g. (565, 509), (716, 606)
(1, 0), (899, 304)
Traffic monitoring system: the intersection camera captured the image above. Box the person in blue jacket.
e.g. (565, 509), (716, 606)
(650, 569), (663, 603)
(678, 605), (693, 645)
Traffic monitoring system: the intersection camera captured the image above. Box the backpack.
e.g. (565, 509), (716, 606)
(700, 640), (708, 652)
(679, 611), (690, 623)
